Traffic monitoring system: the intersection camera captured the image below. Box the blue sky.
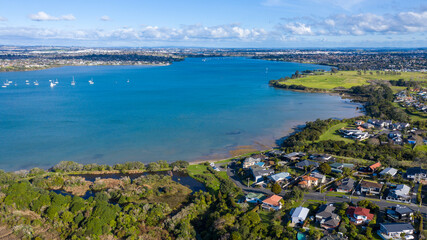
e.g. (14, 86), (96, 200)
(0, 0), (425, 47)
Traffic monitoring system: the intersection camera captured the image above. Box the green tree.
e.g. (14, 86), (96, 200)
(272, 183), (282, 195)
(319, 163), (331, 174)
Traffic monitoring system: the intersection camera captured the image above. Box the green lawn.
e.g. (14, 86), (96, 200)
(275, 71), (427, 90)
(316, 122), (355, 143)
(187, 164), (230, 192)
(392, 103), (427, 121)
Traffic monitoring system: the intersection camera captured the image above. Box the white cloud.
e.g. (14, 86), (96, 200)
(282, 23), (313, 35)
(100, 15), (110, 21)
(279, 10), (427, 36)
(29, 11), (76, 21)
(0, 16), (7, 21)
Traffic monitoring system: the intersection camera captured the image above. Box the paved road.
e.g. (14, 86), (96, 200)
(226, 164), (427, 214)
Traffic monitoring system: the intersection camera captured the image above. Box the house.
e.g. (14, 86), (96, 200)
(243, 157), (261, 168)
(361, 123), (375, 129)
(378, 223), (414, 240)
(407, 136), (417, 145)
(245, 192), (265, 203)
(340, 129), (369, 140)
(315, 204), (341, 229)
(250, 165), (274, 182)
(310, 171), (326, 184)
(261, 195), (283, 211)
(283, 152), (305, 161)
(360, 180), (383, 195)
(295, 160), (319, 170)
(369, 162), (381, 172)
(269, 172), (291, 183)
(368, 119), (392, 128)
(346, 206), (374, 225)
(406, 167), (427, 181)
(298, 175), (319, 188)
(267, 149), (284, 157)
(355, 120), (365, 125)
(310, 154), (334, 162)
(336, 178), (356, 193)
(386, 184), (411, 203)
(388, 131), (403, 139)
(386, 205), (414, 222)
(391, 122), (410, 130)
(380, 167), (398, 177)
(330, 162), (354, 173)
(291, 207), (310, 224)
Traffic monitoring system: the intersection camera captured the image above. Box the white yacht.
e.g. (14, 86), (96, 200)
(55, 79), (59, 84)
(71, 77), (76, 86)
(89, 78), (94, 85)
(34, 80), (39, 86)
(49, 80), (56, 88)
(25, 80), (30, 85)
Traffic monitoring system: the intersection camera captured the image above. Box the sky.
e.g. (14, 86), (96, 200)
(0, 0), (426, 48)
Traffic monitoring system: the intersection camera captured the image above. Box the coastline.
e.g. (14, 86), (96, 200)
(0, 62), (172, 73)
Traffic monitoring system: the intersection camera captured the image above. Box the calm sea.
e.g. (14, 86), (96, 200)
(0, 57), (361, 171)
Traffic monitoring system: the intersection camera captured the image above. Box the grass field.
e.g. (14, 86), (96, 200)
(187, 164), (229, 192)
(316, 122), (355, 143)
(276, 71), (427, 90)
(392, 102), (427, 121)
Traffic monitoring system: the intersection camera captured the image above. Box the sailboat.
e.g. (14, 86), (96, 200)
(49, 80), (56, 88)
(34, 80), (39, 86)
(55, 79), (59, 84)
(71, 76), (76, 86)
(88, 78), (94, 85)
(25, 80), (30, 85)
(126, 79), (130, 83)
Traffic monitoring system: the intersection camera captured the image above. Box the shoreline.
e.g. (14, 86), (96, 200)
(0, 62), (172, 73)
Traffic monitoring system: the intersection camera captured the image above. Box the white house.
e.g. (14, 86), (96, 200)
(269, 172), (290, 183)
(378, 223), (414, 240)
(380, 167), (398, 177)
(291, 207), (309, 224)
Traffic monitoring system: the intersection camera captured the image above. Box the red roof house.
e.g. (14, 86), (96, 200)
(262, 195), (283, 211)
(346, 206), (374, 225)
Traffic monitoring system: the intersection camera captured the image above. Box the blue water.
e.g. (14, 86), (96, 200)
(0, 57), (361, 171)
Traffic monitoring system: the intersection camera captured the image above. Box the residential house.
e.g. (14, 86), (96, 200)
(386, 205), (414, 222)
(407, 136), (417, 145)
(269, 172), (291, 183)
(267, 149), (284, 157)
(298, 175), (319, 188)
(346, 206), (374, 225)
(330, 162), (354, 173)
(386, 184), (412, 203)
(379, 167), (398, 177)
(378, 223), (414, 240)
(245, 193), (265, 204)
(261, 195), (283, 211)
(391, 122), (410, 130)
(310, 171), (326, 184)
(406, 167), (427, 181)
(250, 165), (274, 182)
(360, 180), (383, 195)
(359, 162), (381, 174)
(340, 129), (369, 140)
(361, 123), (375, 129)
(284, 152), (305, 161)
(291, 207), (310, 224)
(368, 119), (392, 128)
(243, 157), (261, 169)
(336, 178), (356, 193)
(310, 154), (334, 162)
(355, 120), (365, 125)
(315, 204), (341, 229)
(295, 160), (319, 170)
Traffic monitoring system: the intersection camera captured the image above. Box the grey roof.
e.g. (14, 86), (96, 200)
(407, 167), (427, 176)
(394, 205), (414, 215)
(251, 165), (274, 177)
(316, 204), (336, 218)
(296, 160), (319, 168)
(379, 167), (398, 176)
(337, 178), (355, 191)
(381, 223), (414, 233)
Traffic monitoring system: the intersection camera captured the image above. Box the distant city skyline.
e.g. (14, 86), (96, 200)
(0, 0), (426, 47)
